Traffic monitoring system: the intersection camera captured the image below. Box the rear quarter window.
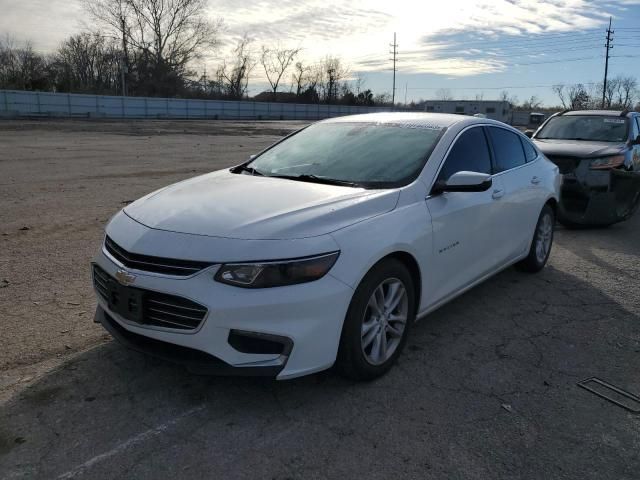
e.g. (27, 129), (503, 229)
(521, 137), (538, 162)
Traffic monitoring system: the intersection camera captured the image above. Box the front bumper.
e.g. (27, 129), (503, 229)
(92, 244), (354, 380)
(95, 306), (286, 376)
(559, 169), (640, 225)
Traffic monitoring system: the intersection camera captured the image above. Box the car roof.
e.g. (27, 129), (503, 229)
(563, 110), (629, 117)
(319, 112), (488, 129)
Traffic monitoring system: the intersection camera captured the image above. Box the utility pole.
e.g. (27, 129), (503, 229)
(404, 82), (408, 107)
(389, 32), (398, 106)
(120, 15), (128, 97)
(602, 17), (614, 109)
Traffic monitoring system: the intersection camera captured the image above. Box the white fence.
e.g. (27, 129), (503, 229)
(0, 90), (393, 120)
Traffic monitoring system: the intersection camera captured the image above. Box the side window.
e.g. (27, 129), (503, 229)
(438, 127), (492, 181)
(488, 127), (527, 172)
(521, 137), (538, 162)
(633, 116), (640, 138)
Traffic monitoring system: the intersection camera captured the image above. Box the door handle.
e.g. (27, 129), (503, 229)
(492, 189), (504, 199)
(531, 176), (541, 185)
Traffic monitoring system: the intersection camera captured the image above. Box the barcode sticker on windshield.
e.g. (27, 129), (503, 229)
(604, 118), (626, 124)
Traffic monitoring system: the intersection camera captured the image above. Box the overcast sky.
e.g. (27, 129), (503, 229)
(2, 0), (640, 104)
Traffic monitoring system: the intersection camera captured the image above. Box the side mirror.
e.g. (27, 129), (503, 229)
(524, 130), (534, 138)
(632, 135), (640, 146)
(432, 171), (493, 194)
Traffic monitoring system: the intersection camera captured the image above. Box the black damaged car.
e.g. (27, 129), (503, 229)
(529, 110), (640, 227)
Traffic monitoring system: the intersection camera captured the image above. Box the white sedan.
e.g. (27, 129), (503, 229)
(92, 113), (560, 380)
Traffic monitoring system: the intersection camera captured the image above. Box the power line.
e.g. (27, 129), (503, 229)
(421, 33), (604, 50)
(416, 37), (605, 56)
(389, 32), (398, 105)
(424, 55), (603, 71)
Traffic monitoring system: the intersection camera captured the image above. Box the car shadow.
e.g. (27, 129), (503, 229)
(1, 264), (639, 479)
(554, 214), (640, 281)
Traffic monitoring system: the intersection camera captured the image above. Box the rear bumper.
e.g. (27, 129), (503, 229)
(96, 306), (285, 377)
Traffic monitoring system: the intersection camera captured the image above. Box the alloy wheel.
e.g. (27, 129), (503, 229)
(361, 278), (408, 366)
(535, 212), (553, 263)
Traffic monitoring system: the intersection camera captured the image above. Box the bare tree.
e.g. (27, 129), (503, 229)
(83, 0), (221, 91)
(499, 90), (518, 107)
(352, 74), (366, 95)
(615, 76), (637, 109)
(291, 61), (309, 96)
(553, 83), (591, 110)
(521, 95), (542, 110)
(567, 84), (590, 110)
(260, 45), (300, 99)
(552, 84), (567, 109)
(601, 76), (621, 108)
(435, 88), (453, 101)
(318, 56), (349, 103)
(217, 34), (256, 100)
(373, 92), (392, 105)
(0, 36), (50, 90)
(54, 32), (121, 93)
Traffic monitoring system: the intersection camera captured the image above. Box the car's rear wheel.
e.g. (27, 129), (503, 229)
(337, 259), (415, 380)
(516, 204), (555, 273)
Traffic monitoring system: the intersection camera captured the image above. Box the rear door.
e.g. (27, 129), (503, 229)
(426, 126), (507, 303)
(486, 126), (542, 259)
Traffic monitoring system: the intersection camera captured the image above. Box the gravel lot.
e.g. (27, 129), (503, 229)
(1, 119), (639, 479)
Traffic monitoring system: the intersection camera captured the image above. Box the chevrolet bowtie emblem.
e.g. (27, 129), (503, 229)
(115, 269), (136, 286)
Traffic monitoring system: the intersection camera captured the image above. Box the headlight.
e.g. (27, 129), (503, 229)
(589, 155), (625, 170)
(214, 252), (340, 288)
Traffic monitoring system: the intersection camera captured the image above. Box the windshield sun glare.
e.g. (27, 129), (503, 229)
(247, 122), (444, 188)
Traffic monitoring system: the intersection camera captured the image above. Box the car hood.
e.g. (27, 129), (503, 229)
(534, 139), (627, 158)
(124, 170), (399, 240)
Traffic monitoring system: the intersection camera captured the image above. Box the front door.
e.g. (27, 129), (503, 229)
(425, 126), (507, 304)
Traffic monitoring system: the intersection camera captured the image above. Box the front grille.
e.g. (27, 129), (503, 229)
(104, 236), (213, 276)
(93, 265), (208, 330)
(547, 155), (582, 175)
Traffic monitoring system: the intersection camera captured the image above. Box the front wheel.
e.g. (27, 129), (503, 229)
(516, 204), (555, 273)
(337, 259), (415, 380)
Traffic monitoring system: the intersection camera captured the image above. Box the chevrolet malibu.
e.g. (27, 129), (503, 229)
(92, 113), (560, 380)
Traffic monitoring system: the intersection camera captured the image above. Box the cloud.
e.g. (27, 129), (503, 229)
(1, 0), (638, 78)
(212, 0), (636, 76)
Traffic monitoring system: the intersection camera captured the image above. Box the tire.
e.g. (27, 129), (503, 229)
(337, 258), (415, 380)
(516, 204), (555, 273)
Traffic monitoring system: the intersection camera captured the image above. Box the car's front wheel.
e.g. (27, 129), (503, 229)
(516, 204), (555, 272)
(337, 259), (415, 380)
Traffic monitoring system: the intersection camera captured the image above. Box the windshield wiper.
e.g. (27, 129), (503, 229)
(230, 165), (264, 176)
(269, 174), (360, 187)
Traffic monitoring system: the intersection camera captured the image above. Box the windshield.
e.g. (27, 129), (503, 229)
(536, 115), (629, 142)
(246, 122), (444, 188)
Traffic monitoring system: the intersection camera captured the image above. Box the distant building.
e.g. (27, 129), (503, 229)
(423, 100), (512, 123)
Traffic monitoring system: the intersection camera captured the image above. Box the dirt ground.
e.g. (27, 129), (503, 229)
(0, 119), (304, 386)
(1, 119), (639, 479)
